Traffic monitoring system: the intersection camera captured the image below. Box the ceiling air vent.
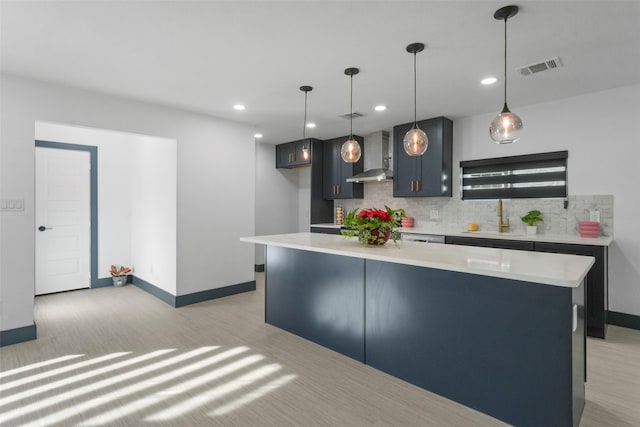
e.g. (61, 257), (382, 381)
(340, 112), (365, 119)
(517, 56), (563, 76)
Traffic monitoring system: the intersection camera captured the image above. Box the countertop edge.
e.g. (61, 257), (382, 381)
(242, 233), (594, 288)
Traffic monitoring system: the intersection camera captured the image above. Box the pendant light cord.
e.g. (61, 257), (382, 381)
(349, 74), (353, 138)
(413, 51), (418, 127)
(504, 16), (508, 107)
(303, 91), (308, 140)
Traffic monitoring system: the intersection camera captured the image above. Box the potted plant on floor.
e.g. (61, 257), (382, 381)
(110, 264), (132, 287)
(520, 210), (543, 235)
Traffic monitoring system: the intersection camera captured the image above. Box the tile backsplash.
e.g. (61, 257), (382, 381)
(337, 182), (613, 236)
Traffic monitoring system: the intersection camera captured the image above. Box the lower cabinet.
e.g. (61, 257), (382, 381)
(445, 236), (534, 251)
(535, 242), (608, 339)
(310, 226), (341, 235)
(446, 235), (608, 339)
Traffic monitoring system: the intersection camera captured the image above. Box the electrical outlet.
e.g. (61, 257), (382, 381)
(589, 210), (601, 222)
(429, 209), (439, 220)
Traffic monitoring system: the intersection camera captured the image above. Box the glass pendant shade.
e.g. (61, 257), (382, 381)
(489, 105), (523, 144)
(490, 5), (522, 144)
(341, 67), (361, 163)
(403, 42), (428, 157)
(341, 138), (362, 163)
(403, 127), (429, 156)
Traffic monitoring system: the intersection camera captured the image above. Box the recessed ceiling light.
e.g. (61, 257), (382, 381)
(481, 77), (498, 85)
(233, 104), (246, 110)
(306, 122), (316, 128)
(254, 133), (263, 138)
(374, 105), (387, 111)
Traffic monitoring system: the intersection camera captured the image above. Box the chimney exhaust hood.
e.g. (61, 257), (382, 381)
(346, 131), (393, 182)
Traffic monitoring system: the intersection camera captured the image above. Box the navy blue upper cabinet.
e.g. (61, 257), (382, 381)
(276, 138), (319, 169)
(393, 117), (453, 197)
(322, 135), (364, 200)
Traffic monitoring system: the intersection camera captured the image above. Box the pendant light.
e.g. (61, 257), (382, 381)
(489, 5), (523, 144)
(341, 67), (362, 163)
(403, 42), (428, 156)
(300, 85), (312, 160)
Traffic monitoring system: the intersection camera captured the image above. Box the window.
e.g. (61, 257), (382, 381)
(461, 151), (567, 200)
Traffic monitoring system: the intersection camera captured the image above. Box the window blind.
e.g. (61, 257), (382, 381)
(461, 151), (567, 200)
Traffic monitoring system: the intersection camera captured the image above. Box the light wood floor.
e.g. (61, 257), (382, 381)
(1, 273), (639, 426)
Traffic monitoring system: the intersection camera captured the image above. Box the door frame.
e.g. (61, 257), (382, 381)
(35, 140), (98, 288)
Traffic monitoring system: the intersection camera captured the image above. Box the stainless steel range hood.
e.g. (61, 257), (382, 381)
(346, 131), (393, 182)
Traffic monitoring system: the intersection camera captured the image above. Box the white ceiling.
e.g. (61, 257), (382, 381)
(2, 1), (639, 144)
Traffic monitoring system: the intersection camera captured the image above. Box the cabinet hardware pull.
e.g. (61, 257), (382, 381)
(410, 180), (414, 192)
(337, 185), (340, 194)
(416, 180), (420, 192)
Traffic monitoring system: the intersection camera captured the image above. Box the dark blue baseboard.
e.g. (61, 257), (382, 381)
(255, 264), (265, 272)
(0, 323), (37, 347)
(608, 310), (640, 331)
(131, 275), (255, 308)
(95, 276), (133, 288)
(131, 275), (176, 306)
(175, 281), (256, 307)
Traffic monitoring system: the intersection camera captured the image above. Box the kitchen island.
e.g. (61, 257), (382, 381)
(241, 233), (594, 427)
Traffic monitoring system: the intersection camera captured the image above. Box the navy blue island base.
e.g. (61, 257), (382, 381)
(265, 245), (585, 427)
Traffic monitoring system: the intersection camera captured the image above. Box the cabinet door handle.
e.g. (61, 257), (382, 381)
(337, 185), (340, 195)
(416, 180), (420, 192)
(410, 180), (414, 192)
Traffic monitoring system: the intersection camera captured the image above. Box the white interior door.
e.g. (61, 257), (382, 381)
(36, 147), (91, 295)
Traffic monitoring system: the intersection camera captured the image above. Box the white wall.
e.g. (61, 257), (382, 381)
(254, 142), (299, 264)
(1, 74), (254, 332)
(35, 122), (132, 278)
(454, 84), (640, 316)
(34, 122), (177, 294)
(129, 134), (177, 294)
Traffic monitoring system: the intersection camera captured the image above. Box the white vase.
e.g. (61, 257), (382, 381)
(525, 225), (537, 235)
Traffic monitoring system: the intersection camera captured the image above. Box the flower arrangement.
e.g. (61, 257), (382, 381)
(110, 265), (132, 277)
(343, 205), (402, 246)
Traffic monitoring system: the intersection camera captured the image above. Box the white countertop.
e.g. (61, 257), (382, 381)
(242, 232), (594, 288)
(310, 223), (613, 246)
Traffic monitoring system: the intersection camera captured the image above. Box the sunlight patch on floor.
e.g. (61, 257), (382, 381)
(79, 346), (253, 426)
(145, 363), (282, 421)
(4, 347), (218, 427)
(0, 352), (130, 392)
(0, 354), (84, 379)
(0, 349), (174, 407)
(0, 346), (296, 426)
(209, 374), (297, 416)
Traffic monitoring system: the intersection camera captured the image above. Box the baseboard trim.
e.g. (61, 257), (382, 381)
(0, 323), (37, 347)
(255, 264), (265, 272)
(131, 275), (176, 307)
(175, 281), (256, 307)
(94, 277), (114, 288)
(608, 310), (640, 331)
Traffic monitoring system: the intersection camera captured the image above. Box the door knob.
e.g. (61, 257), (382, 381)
(38, 225), (52, 232)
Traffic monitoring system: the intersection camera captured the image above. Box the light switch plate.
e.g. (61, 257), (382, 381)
(589, 210), (601, 222)
(429, 209), (439, 220)
(0, 199), (25, 212)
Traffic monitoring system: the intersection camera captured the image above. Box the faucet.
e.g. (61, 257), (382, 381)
(497, 199), (510, 233)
